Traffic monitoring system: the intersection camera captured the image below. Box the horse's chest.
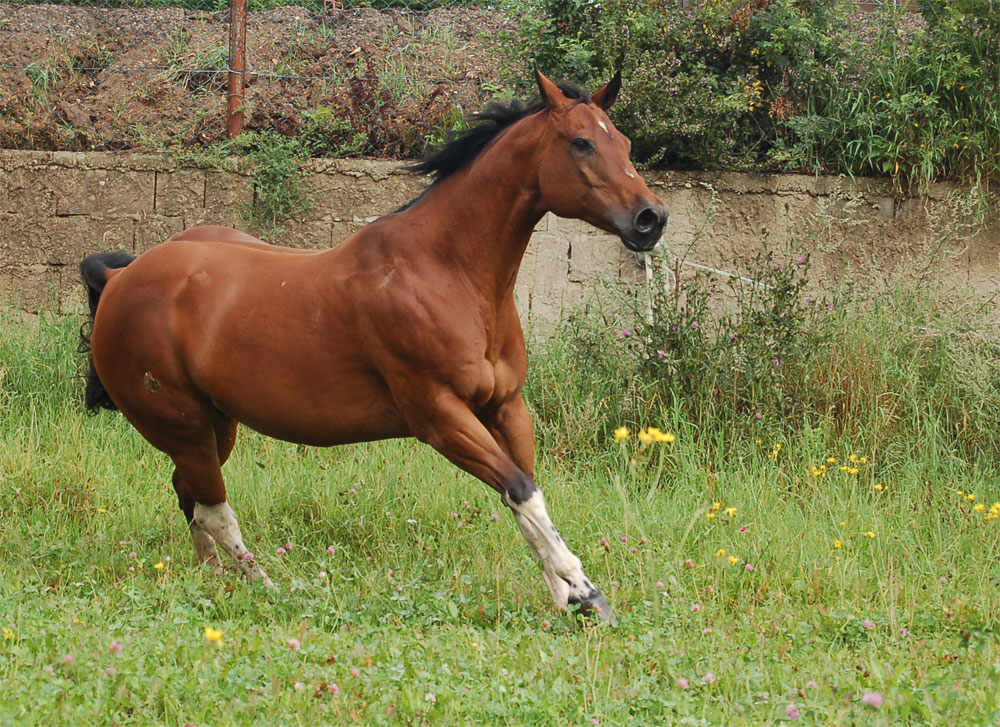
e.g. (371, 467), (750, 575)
(467, 357), (522, 412)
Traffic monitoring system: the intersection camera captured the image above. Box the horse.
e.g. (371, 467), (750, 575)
(79, 69), (668, 623)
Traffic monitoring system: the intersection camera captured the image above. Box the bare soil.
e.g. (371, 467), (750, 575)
(0, 4), (514, 156)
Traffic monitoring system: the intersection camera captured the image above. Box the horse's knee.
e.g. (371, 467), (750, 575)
(503, 471), (538, 506)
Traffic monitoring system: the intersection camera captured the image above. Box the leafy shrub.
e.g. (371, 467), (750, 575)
(504, 0), (1000, 193)
(526, 244), (1000, 466)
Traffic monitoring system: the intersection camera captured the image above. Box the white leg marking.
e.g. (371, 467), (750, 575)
(507, 489), (598, 611)
(189, 520), (224, 576)
(512, 513), (571, 610)
(194, 501), (274, 588)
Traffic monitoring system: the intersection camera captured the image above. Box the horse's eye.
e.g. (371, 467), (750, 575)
(571, 138), (594, 153)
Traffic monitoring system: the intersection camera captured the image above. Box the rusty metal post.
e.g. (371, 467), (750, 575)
(227, 0), (247, 138)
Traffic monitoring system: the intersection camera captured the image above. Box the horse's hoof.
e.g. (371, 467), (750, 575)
(571, 592), (618, 627)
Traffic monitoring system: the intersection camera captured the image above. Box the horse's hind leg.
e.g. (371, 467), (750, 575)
(193, 500), (273, 588)
(171, 419), (239, 576)
(172, 449), (274, 588)
(173, 471), (224, 575)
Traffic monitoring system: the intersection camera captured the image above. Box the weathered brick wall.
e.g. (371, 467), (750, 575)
(1, 150), (997, 321)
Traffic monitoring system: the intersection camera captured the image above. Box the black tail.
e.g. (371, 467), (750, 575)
(79, 251), (135, 413)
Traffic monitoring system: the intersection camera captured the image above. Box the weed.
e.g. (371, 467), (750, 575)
(24, 61), (61, 108)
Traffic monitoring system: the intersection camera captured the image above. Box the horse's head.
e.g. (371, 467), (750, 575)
(534, 69), (668, 252)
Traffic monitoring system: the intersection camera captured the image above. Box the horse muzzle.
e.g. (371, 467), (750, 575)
(618, 201), (668, 252)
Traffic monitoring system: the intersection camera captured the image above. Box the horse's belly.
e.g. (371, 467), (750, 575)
(206, 374), (411, 447)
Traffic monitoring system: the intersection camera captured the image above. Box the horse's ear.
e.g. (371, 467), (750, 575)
(591, 70), (622, 111)
(534, 65), (574, 113)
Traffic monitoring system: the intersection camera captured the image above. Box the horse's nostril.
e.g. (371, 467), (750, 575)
(635, 207), (659, 234)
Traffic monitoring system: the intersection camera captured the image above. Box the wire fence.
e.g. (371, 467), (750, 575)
(0, 0), (923, 156)
(0, 0), (513, 156)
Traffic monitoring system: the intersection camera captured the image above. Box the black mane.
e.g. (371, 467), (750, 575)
(396, 81), (589, 212)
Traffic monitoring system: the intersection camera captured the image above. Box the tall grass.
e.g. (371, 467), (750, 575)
(1, 276), (999, 724)
(526, 248), (1000, 471)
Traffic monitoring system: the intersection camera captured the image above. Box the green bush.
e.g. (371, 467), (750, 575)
(505, 0), (1000, 193)
(525, 245), (1000, 467)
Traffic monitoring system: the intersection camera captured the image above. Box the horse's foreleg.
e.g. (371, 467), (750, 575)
(407, 392), (614, 622)
(488, 397), (615, 623)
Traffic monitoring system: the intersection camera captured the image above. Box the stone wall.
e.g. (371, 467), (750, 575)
(1, 150), (997, 321)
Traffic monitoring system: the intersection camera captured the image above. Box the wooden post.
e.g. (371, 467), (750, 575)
(227, 0), (247, 139)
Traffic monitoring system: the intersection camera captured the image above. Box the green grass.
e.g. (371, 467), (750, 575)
(1, 309), (999, 725)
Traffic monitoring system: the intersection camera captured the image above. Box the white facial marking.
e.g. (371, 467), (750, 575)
(625, 167), (636, 179)
(598, 120), (610, 134)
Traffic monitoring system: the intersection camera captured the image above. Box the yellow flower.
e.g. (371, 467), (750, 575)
(834, 540), (842, 549)
(965, 494), (976, 501)
(204, 626), (224, 644)
(826, 457), (836, 464)
(957, 490), (964, 496)
(973, 504), (985, 512)
(613, 427), (630, 442)
(847, 467), (860, 476)
(840, 466), (849, 472)
(153, 562), (165, 570)
(96, 508), (108, 514)
(728, 555), (739, 565)
(655, 431), (676, 444)
(715, 548), (726, 557)
(864, 531), (876, 539)
(706, 512), (716, 520)
(859, 457), (868, 464)
(874, 483), (884, 491)
(839, 521), (846, 527)
(711, 502), (721, 512)
(638, 430), (653, 446)
(849, 454), (858, 462)
(2, 628), (14, 640)
(725, 507), (737, 518)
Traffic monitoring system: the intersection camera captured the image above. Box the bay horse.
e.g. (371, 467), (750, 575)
(79, 70), (667, 623)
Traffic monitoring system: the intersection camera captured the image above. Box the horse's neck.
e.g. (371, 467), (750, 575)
(401, 129), (545, 302)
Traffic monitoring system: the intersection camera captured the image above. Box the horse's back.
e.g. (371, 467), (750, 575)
(168, 225), (264, 246)
(168, 225), (317, 253)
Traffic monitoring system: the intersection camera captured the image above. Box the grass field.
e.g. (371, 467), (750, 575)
(1, 302), (999, 726)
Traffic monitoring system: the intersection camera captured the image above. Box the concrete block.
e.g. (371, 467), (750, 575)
(53, 168), (155, 217)
(155, 169), (206, 216)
